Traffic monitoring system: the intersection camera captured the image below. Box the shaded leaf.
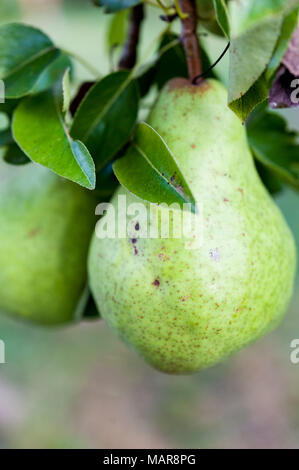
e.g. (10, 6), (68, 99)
(71, 70), (139, 170)
(255, 160), (283, 195)
(0, 98), (19, 117)
(62, 67), (71, 113)
(0, 23), (60, 98)
(107, 9), (128, 49)
(229, 0), (296, 36)
(95, 162), (119, 197)
(93, 0), (141, 13)
(74, 285), (101, 322)
(155, 33), (188, 89)
(266, 8), (299, 81)
(13, 90), (95, 189)
(152, 32), (215, 91)
(32, 53), (73, 95)
(213, 0), (230, 38)
(247, 106), (299, 189)
(3, 142), (30, 165)
(228, 17), (282, 121)
(113, 122), (196, 212)
(0, 128), (13, 147)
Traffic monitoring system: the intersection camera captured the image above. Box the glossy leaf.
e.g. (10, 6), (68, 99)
(114, 123), (196, 212)
(213, 0), (230, 38)
(247, 106), (299, 190)
(13, 90), (96, 189)
(0, 23), (60, 99)
(71, 70), (139, 170)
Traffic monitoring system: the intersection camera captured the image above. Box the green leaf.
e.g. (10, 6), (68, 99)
(0, 128), (13, 147)
(213, 0), (230, 38)
(93, 0), (141, 13)
(155, 33), (188, 89)
(228, 17), (282, 121)
(95, 163), (119, 198)
(107, 9), (128, 49)
(247, 107), (299, 190)
(32, 53), (73, 95)
(12, 90), (96, 189)
(0, 98), (19, 117)
(229, 0), (297, 36)
(266, 7), (299, 81)
(255, 160), (283, 195)
(71, 70), (139, 171)
(113, 122), (196, 212)
(0, 23), (60, 99)
(3, 142), (30, 165)
(62, 67), (71, 113)
(153, 32), (215, 91)
(74, 285), (101, 321)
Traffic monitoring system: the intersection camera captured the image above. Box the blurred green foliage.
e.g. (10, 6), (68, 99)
(0, 0), (298, 450)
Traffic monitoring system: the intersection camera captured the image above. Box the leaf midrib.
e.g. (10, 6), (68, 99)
(77, 71), (134, 143)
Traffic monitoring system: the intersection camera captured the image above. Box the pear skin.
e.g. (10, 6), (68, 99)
(89, 79), (296, 373)
(0, 161), (96, 325)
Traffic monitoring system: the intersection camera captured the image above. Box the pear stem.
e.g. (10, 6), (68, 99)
(178, 0), (202, 84)
(118, 4), (145, 70)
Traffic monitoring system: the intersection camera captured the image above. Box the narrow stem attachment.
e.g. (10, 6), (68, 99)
(118, 4), (145, 70)
(178, 0), (202, 83)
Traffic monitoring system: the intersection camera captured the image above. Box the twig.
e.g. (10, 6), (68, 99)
(118, 4), (145, 70)
(70, 4), (144, 116)
(178, 0), (202, 83)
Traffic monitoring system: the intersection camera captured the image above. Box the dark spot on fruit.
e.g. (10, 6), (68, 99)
(135, 222), (140, 231)
(131, 238), (137, 244)
(28, 228), (40, 238)
(153, 279), (160, 287)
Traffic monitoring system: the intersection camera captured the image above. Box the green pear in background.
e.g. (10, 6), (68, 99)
(89, 78), (296, 374)
(0, 161), (96, 325)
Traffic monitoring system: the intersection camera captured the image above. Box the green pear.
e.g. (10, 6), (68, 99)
(0, 161), (96, 325)
(89, 78), (296, 374)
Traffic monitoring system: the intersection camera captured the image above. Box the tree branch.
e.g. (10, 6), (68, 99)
(118, 4), (145, 70)
(71, 4), (144, 116)
(178, 0), (202, 83)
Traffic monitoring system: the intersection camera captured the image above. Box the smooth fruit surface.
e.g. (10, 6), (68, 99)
(89, 78), (296, 373)
(0, 161), (96, 325)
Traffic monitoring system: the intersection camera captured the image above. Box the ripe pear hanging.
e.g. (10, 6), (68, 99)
(89, 78), (296, 374)
(0, 161), (96, 325)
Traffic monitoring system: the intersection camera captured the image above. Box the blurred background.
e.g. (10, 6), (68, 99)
(0, 0), (298, 449)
